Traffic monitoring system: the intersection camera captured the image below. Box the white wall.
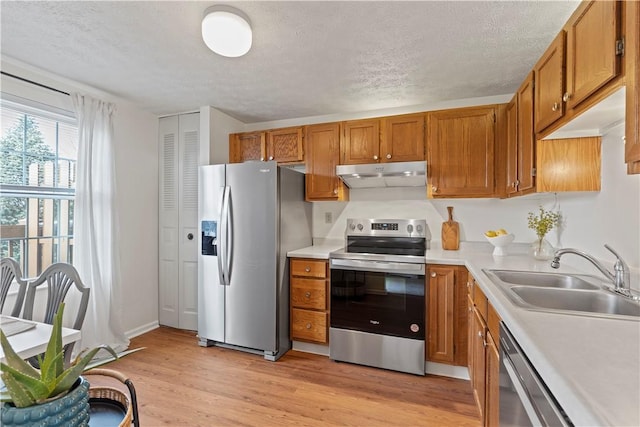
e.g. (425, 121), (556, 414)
(199, 106), (244, 165)
(1, 58), (160, 336)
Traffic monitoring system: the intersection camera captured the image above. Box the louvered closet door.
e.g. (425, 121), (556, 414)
(178, 113), (199, 331)
(159, 113), (199, 330)
(159, 116), (180, 327)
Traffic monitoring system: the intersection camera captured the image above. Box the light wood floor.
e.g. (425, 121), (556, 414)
(103, 327), (480, 426)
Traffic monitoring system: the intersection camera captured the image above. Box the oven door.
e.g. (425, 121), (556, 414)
(330, 258), (425, 339)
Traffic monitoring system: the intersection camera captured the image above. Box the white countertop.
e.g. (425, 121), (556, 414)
(287, 242), (344, 259)
(289, 243), (640, 426)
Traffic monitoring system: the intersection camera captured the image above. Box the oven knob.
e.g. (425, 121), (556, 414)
(357, 224), (363, 231)
(349, 223), (356, 231)
(416, 225), (423, 233)
(407, 224), (414, 233)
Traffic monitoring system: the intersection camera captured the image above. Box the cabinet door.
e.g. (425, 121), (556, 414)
(229, 132), (265, 163)
(380, 113), (425, 162)
(565, 0), (620, 110)
(505, 96), (518, 196)
(626, 0), (640, 173)
(535, 31), (566, 133)
(267, 127), (304, 163)
(341, 119), (380, 164)
(427, 106), (496, 198)
(485, 333), (500, 427)
(517, 71), (536, 194)
(472, 308), (487, 424)
(427, 266), (455, 364)
(305, 123), (347, 201)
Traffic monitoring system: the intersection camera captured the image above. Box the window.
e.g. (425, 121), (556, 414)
(0, 101), (77, 277)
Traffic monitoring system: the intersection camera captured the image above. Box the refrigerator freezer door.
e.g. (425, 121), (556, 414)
(198, 165), (226, 343)
(225, 162), (278, 352)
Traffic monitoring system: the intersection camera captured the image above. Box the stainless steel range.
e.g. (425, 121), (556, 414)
(329, 218), (430, 376)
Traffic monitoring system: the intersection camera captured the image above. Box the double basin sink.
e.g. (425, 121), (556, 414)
(483, 269), (640, 319)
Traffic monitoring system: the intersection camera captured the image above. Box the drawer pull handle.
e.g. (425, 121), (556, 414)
(306, 323), (312, 329)
(305, 292), (311, 298)
(304, 267), (311, 272)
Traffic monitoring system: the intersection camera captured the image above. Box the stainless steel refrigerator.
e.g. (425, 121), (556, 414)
(197, 161), (312, 361)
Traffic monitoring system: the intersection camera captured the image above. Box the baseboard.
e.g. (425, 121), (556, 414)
(125, 321), (159, 339)
(292, 340), (329, 356)
(425, 361), (470, 380)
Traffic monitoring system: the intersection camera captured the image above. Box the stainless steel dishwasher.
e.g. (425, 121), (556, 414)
(499, 323), (573, 426)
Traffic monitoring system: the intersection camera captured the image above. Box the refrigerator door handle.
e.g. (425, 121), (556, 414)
(220, 185), (230, 286)
(225, 187), (233, 285)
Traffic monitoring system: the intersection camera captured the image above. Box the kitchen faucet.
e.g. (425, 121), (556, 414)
(551, 244), (634, 297)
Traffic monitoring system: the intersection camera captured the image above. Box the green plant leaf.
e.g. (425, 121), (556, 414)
(1, 371), (37, 408)
(0, 365), (49, 404)
(0, 330), (40, 378)
(51, 345), (118, 396)
(42, 302), (66, 377)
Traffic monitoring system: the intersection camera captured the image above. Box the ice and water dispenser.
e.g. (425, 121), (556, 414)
(201, 220), (217, 256)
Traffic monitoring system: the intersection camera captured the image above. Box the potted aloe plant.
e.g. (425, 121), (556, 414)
(1, 303), (117, 426)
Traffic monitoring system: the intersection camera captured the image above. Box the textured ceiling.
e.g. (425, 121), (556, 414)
(1, 1), (580, 123)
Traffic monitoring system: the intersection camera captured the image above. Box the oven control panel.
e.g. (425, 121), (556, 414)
(345, 218), (430, 239)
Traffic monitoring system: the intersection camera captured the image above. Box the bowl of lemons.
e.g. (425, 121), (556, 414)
(484, 229), (515, 256)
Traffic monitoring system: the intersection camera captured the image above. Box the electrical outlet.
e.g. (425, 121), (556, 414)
(324, 212), (333, 224)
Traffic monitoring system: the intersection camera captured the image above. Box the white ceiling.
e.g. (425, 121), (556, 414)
(1, 1), (581, 124)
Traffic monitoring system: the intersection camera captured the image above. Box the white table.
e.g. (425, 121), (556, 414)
(0, 315), (81, 363)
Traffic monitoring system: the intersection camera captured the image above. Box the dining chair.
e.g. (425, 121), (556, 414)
(1, 257), (28, 317)
(22, 262), (90, 367)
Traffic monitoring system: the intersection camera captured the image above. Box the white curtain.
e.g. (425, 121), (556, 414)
(72, 93), (129, 355)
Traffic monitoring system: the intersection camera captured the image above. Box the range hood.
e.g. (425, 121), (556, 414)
(336, 161), (426, 189)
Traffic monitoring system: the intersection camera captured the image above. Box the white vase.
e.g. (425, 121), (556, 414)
(530, 237), (555, 260)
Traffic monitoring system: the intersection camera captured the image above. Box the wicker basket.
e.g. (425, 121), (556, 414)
(85, 369), (136, 427)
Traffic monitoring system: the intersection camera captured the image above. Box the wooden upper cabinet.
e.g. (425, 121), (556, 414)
(380, 113), (425, 162)
(505, 96), (518, 196)
(626, 0), (640, 173)
(427, 106), (496, 198)
(229, 131), (265, 163)
(305, 123), (348, 201)
(341, 119), (380, 164)
(565, 0), (621, 110)
(266, 127), (304, 163)
(516, 72), (536, 194)
(537, 136), (601, 192)
(534, 31), (566, 133)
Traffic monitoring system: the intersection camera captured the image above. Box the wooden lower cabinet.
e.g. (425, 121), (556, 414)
(468, 275), (501, 427)
(426, 265), (468, 366)
(289, 258), (329, 344)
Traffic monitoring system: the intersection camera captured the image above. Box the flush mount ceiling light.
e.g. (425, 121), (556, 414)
(201, 5), (252, 58)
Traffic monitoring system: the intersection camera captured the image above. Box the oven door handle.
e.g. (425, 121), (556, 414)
(330, 258), (425, 275)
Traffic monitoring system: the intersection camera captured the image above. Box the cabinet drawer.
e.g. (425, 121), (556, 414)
(291, 259), (327, 278)
(291, 309), (327, 343)
(473, 283), (488, 321)
(291, 278), (327, 310)
(487, 303), (501, 341)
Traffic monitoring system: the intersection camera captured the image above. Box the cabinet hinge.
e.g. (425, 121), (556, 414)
(616, 38), (624, 56)
(532, 168), (537, 177)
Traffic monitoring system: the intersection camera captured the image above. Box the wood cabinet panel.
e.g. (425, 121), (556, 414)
(535, 31), (566, 132)
(537, 136), (601, 192)
(427, 106), (496, 198)
(341, 119), (380, 164)
(485, 333), (500, 427)
(305, 122), (348, 201)
(505, 95), (518, 196)
(517, 72), (536, 194)
(291, 259), (327, 278)
(427, 266), (456, 364)
(380, 113), (425, 162)
(229, 131), (265, 163)
(267, 127), (304, 163)
(565, 0), (620, 110)
(471, 308), (487, 423)
(291, 278), (327, 311)
(291, 308), (327, 343)
(626, 0), (640, 172)
(454, 268), (469, 367)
